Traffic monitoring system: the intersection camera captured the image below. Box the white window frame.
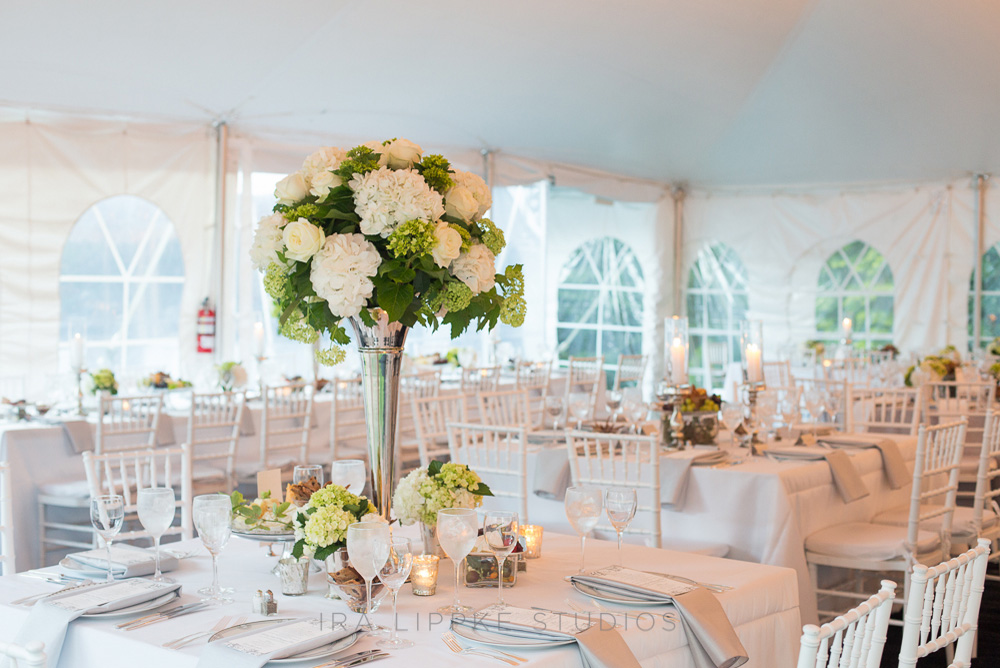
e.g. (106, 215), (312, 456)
(815, 240), (894, 349)
(969, 244), (1000, 349)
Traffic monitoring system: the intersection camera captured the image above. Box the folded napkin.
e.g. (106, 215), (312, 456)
(819, 433), (909, 489)
(533, 446), (571, 500)
(68, 544), (179, 577)
(790, 423), (834, 436)
(767, 445), (869, 503)
(196, 619), (358, 668)
(453, 604), (640, 668)
(571, 566), (747, 668)
(14, 579), (181, 666)
(60, 419), (94, 453)
(660, 449), (726, 510)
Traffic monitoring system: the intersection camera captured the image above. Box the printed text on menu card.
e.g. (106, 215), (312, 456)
(52, 580), (169, 611)
(588, 566), (696, 596)
(226, 619), (331, 657)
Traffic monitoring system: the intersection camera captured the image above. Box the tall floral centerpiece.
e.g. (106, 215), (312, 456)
(250, 139), (525, 519)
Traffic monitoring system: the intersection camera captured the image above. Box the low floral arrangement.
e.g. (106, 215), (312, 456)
(216, 361), (248, 392)
(393, 460), (494, 527)
(678, 387), (722, 413)
(140, 371), (192, 390)
(804, 340), (826, 357)
(989, 362), (1000, 382)
(249, 139), (525, 366)
(290, 484), (380, 561)
(904, 348), (960, 387)
(989, 337), (1000, 357)
(880, 343), (899, 358)
(229, 490), (296, 534)
(88, 368), (118, 395)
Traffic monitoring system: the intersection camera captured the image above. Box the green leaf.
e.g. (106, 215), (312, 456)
(291, 540), (304, 559)
(428, 460), (444, 476)
(373, 278), (414, 323)
(474, 481), (494, 497)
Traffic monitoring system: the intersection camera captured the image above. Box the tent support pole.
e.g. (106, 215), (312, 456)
(214, 120), (228, 359)
(973, 174), (987, 349)
(672, 186), (686, 314)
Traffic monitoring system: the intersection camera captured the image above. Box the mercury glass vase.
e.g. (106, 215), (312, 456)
(347, 311), (408, 521)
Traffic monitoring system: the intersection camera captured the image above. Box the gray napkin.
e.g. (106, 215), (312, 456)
(68, 544), (179, 577)
(533, 447), (571, 500)
(822, 450), (869, 503)
(671, 588), (749, 668)
(196, 619), (358, 668)
(660, 450), (726, 510)
(60, 419), (94, 453)
(819, 434), (908, 489)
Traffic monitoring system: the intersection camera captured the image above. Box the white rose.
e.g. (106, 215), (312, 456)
(432, 221), (463, 268)
(383, 139), (422, 169)
(444, 184), (479, 222)
(310, 233), (382, 318)
(282, 218), (326, 262)
(275, 172), (309, 205)
(450, 243), (496, 294)
(451, 170), (491, 218)
(308, 170), (342, 201)
(362, 140), (390, 166)
(249, 213), (288, 270)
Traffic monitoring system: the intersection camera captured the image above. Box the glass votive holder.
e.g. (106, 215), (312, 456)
(411, 554), (440, 596)
(277, 557), (310, 596)
(521, 524), (543, 559)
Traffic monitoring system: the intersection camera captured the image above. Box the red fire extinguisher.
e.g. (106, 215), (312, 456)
(197, 297), (216, 354)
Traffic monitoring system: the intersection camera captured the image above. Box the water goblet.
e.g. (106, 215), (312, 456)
(569, 393), (591, 429)
(90, 495), (124, 582)
(331, 460), (366, 494)
(605, 390), (623, 423)
(720, 403), (745, 448)
(293, 464), (324, 487)
(803, 388), (824, 437)
(436, 508), (479, 614)
(347, 522), (391, 634)
(483, 511), (519, 607)
(137, 487), (175, 582)
(544, 396), (564, 430)
(605, 487), (637, 566)
(564, 486), (602, 573)
(193, 494), (234, 603)
(626, 399), (648, 433)
(376, 538), (414, 649)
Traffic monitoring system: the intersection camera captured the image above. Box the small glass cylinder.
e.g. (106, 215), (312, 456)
(411, 554), (439, 596)
(277, 557), (309, 596)
(521, 525), (543, 559)
(740, 320), (765, 386)
(664, 316), (689, 386)
(841, 317), (853, 342)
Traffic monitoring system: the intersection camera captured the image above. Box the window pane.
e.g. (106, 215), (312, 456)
(60, 281), (123, 342)
(602, 291), (642, 328)
(706, 294), (729, 330)
(557, 327), (597, 359)
(843, 296), (866, 331)
(816, 296), (838, 332)
(869, 296), (893, 334)
(557, 289), (599, 324)
(98, 196), (163, 270)
(127, 282), (184, 339)
(982, 297), (1000, 338)
(61, 212), (120, 276)
(687, 294), (705, 327)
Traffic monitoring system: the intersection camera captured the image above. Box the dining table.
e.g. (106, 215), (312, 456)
(0, 528), (800, 667)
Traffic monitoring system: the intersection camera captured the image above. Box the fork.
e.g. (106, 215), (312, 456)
(163, 614), (247, 649)
(441, 632), (522, 665)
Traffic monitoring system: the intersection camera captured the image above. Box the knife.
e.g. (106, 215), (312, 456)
(118, 602), (210, 630)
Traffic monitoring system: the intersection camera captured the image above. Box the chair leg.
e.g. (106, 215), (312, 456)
(37, 499), (46, 568)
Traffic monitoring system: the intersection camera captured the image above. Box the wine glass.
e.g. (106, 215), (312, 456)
(605, 390), (623, 423)
(293, 464), (324, 487)
(436, 508), (479, 614)
(332, 460), (366, 494)
(544, 396), (564, 430)
(90, 495), (124, 582)
(605, 487), (637, 566)
(569, 393), (591, 429)
(625, 398), (649, 433)
(565, 486), (602, 573)
(137, 487), (175, 582)
(803, 388), (824, 437)
(193, 494), (234, 603)
(483, 511), (519, 607)
(376, 538), (414, 649)
(347, 522), (391, 634)
(720, 403), (744, 448)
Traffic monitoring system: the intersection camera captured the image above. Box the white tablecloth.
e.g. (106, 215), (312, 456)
(0, 530), (800, 668)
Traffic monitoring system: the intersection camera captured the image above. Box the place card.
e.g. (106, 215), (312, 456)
(585, 566), (696, 598)
(51, 579), (168, 612)
(257, 469), (282, 500)
(474, 604), (595, 636)
(225, 619), (329, 657)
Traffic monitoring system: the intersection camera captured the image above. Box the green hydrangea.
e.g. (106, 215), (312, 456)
(391, 462), (489, 526)
(278, 316), (319, 344)
(309, 484), (368, 511)
(387, 219), (437, 258)
(416, 155), (455, 194)
(90, 368), (118, 395)
(449, 223), (472, 252)
(477, 218), (506, 255)
(303, 505), (354, 549)
(283, 203), (321, 223)
(263, 263), (289, 299)
(315, 345), (346, 367)
(500, 295), (526, 327)
(432, 281), (473, 313)
(334, 145), (381, 180)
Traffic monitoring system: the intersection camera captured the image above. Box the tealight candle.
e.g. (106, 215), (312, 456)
(411, 554), (440, 596)
(521, 524), (543, 559)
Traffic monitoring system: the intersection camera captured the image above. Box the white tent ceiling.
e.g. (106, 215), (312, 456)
(4, 0), (1000, 187)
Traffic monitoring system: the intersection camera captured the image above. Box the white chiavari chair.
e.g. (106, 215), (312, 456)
(514, 361), (551, 428)
(924, 381), (996, 505)
(796, 580), (896, 668)
(477, 388), (533, 428)
(460, 366), (501, 394)
(411, 394), (466, 467)
(806, 419), (967, 622)
(447, 422), (528, 521)
(795, 377), (849, 429)
(255, 382), (313, 475)
(95, 393), (164, 454)
(707, 342), (730, 392)
(397, 371), (442, 469)
(566, 356), (605, 417)
(970, 410), (1000, 578)
(847, 386), (923, 435)
(0, 640), (46, 667)
(329, 376), (367, 461)
(82, 443), (193, 544)
(896, 539), (990, 668)
(0, 462), (13, 575)
(612, 354), (646, 391)
(764, 360), (794, 390)
(185, 391), (245, 494)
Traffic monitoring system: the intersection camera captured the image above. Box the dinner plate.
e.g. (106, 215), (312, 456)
(79, 590), (180, 618)
(571, 580), (672, 607)
(231, 528), (297, 542)
(450, 620), (576, 648)
(208, 619), (361, 664)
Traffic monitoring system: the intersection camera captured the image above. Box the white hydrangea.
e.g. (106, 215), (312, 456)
(249, 213), (287, 270)
(450, 243), (497, 294)
(448, 170), (492, 219)
(349, 166), (445, 238)
(302, 147), (347, 200)
(391, 469), (430, 525)
(309, 233), (381, 318)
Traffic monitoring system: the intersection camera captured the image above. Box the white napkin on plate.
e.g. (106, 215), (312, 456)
(196, 619), (358, 668)
(660, 449), (726, 510)
(68, 544), (179, 577)
(767, 445), (869, 502)
(819, 433), (909, 489)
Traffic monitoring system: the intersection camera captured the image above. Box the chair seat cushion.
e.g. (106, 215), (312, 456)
(805, 522), (940, 561)
(871, 504), (998, 537)
(960, 455), (997, 478)
(38, 479), (91, 499)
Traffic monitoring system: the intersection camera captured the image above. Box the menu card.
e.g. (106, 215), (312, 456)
(474, 604), (595, 636)
(581, 566), (696, 598)
(51, 579), (170, 612)
(225, 619), (331, 657)
(72, 545), (154, 566)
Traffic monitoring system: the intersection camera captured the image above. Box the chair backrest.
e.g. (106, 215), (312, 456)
(566, 356), (605, 416)
(0, 462), (13, 575)
(797, 580), (896, 668)
(330, 377), (367, 461)
(906, 419), (968, 559)
(564, 431), (661, 548)
(972, 410), (1000, 536)
(95, 394), (164, 454)
(826, 357), (871, 385)
(897, 539), (991, 668)
(411, 394), (467, 467)
(846, 386), (922, 435)
(707, 342), (730, 367)
(764, 360), (793, 389)
(82, 443), (193, 542)
(186, 391), (245, 491)
(795, 377), (849, 429)
(447, 422), (528, 521)
(260, 382), (313, 470)
(460, 366), (501, 394)
(397, 371), (442, 447)
(478, 388), (533, 428)
(0, 641), (46, 667)
(924, 381), (995, 447)
(514, 361), (551, 393)
(612, 354), (646, 390)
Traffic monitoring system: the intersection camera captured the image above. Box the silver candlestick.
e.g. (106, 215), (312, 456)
(74, 367), (87, 416)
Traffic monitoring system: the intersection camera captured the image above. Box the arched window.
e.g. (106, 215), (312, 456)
(815, 240), (893, 348)
(60, 195), (185, 373)
(686, 243), (748, 390)
(969, 244), (1000, 348)
(556, 237), (644, 377)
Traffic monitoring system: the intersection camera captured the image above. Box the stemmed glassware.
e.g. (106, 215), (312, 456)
(569, 393), (591, 429)
(90, 495), (124, 582)
(605, 487), (637, 566)
(293, 464), (324, 486)
(544, 396), (564, 430)
(347, 522), (391, 634)
(625, 398), (648, 433)
(564, 486), (602, 573)
(137, 487), (175, 582)
(193, 494), (234, 603)
(483, 511), (519, 607)
(605, 390), (623, 423)
(720, 403), (745, 449)
(436, 508), (479, 614)
(375, 538), (414, 649)
(332, 460), (366, 494)
(803, 388), (825, 438)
